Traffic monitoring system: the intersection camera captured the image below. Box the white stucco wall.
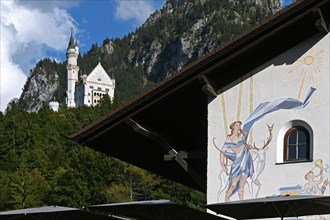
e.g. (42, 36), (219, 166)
(207, 33), (329, 218)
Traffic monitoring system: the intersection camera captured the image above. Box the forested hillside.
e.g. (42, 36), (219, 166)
(0, 100), (205, 210)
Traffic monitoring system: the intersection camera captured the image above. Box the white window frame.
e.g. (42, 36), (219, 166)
(276, 120), (313, 164)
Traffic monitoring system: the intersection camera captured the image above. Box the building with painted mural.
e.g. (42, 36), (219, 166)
(70, 0), (329, 219)
(207, 24), (329, 203)
(66, 31), (115, 108)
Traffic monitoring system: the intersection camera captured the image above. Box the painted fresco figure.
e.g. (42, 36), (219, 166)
(302, 159), (329, 195)
(300, 159), (329, 220)
(303, 172), (329, 220)
(303, 170), (328, 195)
(220, 121), (254, 201)
(216, 87), (317, 201)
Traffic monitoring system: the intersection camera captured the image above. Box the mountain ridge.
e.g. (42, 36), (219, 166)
(17, 0), (281, 112)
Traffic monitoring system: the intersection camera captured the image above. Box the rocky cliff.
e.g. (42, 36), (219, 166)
(18, 0), (281, 112)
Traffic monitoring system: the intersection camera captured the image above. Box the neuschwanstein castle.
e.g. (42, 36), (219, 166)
(66, 32), (115, 108)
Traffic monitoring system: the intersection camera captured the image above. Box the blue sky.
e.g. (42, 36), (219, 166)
(0, 0), (292, 112)
(68, 0), (166, 56)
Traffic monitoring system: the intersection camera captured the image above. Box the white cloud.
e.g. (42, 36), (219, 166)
(114, 0), (157, 25)
(17, 0), (78, 11)
(0, 0), (78, 112)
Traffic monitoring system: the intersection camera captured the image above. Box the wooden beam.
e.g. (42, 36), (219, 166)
(164, 150), (206, 160)
(313, 8), (328, 34)
(125, 118), (205, 191)
(199, 75), (218, 98)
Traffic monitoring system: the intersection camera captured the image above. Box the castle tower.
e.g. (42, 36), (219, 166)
(66, 29), (80, 108)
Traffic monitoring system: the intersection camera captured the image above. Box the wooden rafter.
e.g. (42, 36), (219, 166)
(125, 118), (205, 191)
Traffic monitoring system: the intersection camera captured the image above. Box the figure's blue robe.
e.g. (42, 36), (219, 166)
(224, 87), (316, 197)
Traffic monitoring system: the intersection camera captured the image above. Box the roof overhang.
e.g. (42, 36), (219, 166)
(70, 0), (329, 192)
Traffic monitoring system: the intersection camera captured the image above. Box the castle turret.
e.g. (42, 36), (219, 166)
(66, 29), (79, 108)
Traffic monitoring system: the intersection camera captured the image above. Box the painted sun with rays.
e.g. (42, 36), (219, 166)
(284, 49), (325, 100)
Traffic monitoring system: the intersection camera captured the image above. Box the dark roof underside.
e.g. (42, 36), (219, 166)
(70, 0), (330, 192)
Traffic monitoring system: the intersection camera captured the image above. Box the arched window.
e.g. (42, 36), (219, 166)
(283, 126), (310, 162)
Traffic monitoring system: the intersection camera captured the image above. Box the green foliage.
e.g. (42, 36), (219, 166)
(0, 104), (205, 211)
(8, 166), (49, 209)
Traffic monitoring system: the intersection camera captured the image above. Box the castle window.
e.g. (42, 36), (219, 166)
(90, 86), (94, 89)
(98, 78), (101, 81)
(106, 88), (109, 92)
(284, 126), (311, 162)
(98, 87), (101, 90)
